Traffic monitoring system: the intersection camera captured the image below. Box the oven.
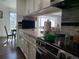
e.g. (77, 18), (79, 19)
(57, 49), (79, 59)
(37, 38), (79, 59)
(36, 39), (59, 59)
(36, 45), (58, 59)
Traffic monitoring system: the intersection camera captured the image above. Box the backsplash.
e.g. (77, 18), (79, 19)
(61, 26), (79, 35)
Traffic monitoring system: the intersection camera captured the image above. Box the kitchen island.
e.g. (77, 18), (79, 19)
(17, 29), (79, 59)
(17, 28), (43, 59)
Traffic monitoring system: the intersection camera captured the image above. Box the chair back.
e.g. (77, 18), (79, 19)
(4, 26), (8, 36)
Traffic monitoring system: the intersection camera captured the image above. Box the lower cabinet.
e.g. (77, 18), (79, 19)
(28, 42), (36, 59)
(24, 41), (29, 59)
(18, 31), (36, 59)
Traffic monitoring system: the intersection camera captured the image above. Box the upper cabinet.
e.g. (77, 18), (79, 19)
(17, 0), (62, 16)
(26, 0), (51, 14)
(26, 0), (29, 15)
(41, 0), (50, 9)
(34, 0), (41, 12)
(28, 0), (34, 13)
(26, 0), (35, 15)
(34, 0), (51, 11)
(17, 0), (26, 16)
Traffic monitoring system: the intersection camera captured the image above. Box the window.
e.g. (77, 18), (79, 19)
(38, 16), (57, 28)
(10, 12), (16, 30)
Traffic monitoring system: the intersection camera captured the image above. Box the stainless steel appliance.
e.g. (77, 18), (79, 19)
(36, 39), (58, 59)
(51, 0), (79, 9)
(58, 49), (79, 59)
(37, 38), (79, 59)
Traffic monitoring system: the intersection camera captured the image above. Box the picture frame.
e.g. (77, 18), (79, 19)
(0, 10), (3, 19)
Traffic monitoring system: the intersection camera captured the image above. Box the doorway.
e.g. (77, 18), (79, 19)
(10, 12), (16, 30)
(9, 12), (16, 43)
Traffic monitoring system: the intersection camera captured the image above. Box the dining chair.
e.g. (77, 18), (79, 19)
(11, 29), (16, 39)
(4, 26), (15, 42)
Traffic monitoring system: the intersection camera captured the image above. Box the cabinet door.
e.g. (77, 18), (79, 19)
(21, 38), (25, 53)
(26, 0), (29, 15)
(29, 37), (36, 59)
(18, 34), (22, 48)
(30, 0), (34, 13)
(29, 37), (36, 44)
(26, 0), (30, 14)
(41, 0), (50, 8)
(17, 0), (26, 16)
(34, 0), (41, 11)
(28, 42), (36, 59)
(23, 34), (29, 55)
(18, 31), (23, 48)
(24, 41), (29, 59)
(28, 0), (31, 14)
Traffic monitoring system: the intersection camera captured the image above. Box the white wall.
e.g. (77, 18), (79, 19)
(0, 0), (16, 10)
(0, 4), (12, 37)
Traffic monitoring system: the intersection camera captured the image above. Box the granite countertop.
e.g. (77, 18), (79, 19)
(19, 29), (44, 39)
(19, 29), (79, 58)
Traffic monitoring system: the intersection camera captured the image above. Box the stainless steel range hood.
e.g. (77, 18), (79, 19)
(52, 0), (79, 9)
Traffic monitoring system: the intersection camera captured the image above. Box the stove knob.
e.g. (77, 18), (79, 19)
(59, 53), (66, 59)
(67, 56), (72, 59)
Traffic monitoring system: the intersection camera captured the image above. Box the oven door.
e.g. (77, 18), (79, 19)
(36, 46), (58, 59)
(36, 46), (49, 59)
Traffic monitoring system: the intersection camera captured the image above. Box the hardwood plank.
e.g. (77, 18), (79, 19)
(0, 37), (26, 59)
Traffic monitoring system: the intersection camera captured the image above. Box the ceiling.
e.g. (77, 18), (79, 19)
(0, 0), (16, 10)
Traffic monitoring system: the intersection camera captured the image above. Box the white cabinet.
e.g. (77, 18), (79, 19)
(34, 0), (51, 12)
(41, 0), (50, 9)
(24, 34), (36, 59)
(24, 41), (29, 59)
(17, 30), (36, 59)
(26, 0), (29, 15)
(18, 31), (25, 53)
(34, 0), (41, 12)
(28, 42), (36, 59)
(30, 0), (34, 13)
(17, 0), (62, 16)
(26, 0), (35, 14)
(17, 0), (26, 16)
(17, 31), (23, 48)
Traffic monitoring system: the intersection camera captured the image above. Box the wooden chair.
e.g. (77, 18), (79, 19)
(4, 26), (14, 42)
(11, 29), (16, 39)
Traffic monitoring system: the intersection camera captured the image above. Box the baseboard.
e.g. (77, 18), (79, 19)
(16, 47), (27, 59)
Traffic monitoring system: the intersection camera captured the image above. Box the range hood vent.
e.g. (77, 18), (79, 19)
(51, 0), (79, 9)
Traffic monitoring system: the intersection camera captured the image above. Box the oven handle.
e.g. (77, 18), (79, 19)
(36, 46), (58, 59)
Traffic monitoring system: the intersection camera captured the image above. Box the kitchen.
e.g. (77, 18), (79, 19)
(17, 0), (79, 59)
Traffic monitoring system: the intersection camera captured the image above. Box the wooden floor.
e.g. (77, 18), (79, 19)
(0, 37), (26, 59)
